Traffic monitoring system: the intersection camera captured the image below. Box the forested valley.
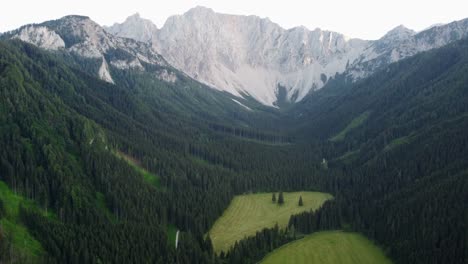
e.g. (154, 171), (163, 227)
(0, 35), (467, 264)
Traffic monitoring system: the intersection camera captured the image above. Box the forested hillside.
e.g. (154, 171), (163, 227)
(285, 38), (468, 264)
(0, 40), (327, 263)
(0, 34), (467, 263)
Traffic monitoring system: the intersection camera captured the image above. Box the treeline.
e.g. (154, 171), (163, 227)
(209, 123), (292, 144)
(222, 225), (294, 264)
(221, 200), (343, 264)
(288, 200), (342, 234)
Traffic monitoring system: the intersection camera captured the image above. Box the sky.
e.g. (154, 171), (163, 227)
(1, 0), (467, 40)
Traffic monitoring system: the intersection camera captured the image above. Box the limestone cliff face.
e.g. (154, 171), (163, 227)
(12, 15), (170, 84)
(348, 19), (468, 79)
(107, 7), (367, 105)
(107, 7), (468, 106)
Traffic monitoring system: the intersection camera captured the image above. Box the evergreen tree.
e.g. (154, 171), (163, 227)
(278, 192), (284, 205)
(0, 199), (4, 218)
(204, 234), (214, 255)
(298, 196), (303, 206)
(272, 193), (276, 203)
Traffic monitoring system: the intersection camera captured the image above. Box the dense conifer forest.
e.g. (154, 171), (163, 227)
(0, 36), (467, 264)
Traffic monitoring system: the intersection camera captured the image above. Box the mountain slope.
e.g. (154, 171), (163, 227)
(347, 18), (468, 79)
(9, 15), (168, 85)
(2, 15), (284, 129)
(291, 36), (468, 142)
(0, 40), (174, 263)
(287, 37), (468, 264)
(0, 38), (328, 263)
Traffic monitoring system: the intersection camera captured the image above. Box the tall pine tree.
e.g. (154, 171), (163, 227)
(278, 192), (284, 205)
(0, 199), (4, 218)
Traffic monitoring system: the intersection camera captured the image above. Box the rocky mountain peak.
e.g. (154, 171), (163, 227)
(128, 12), (142, 20)
(60, 15), (92, 22)
(348, 18), (468, 79)
(186, 6), (215, 15)
(153, 10), (368, 105)
(10, 15), (170, 84)
(105, 12), (158, 43)
(381, 25), (415, 42)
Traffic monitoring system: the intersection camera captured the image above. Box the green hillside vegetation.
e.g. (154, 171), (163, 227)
(0, 39), (329, 263)
(208, 192), (332, 253)
(330, 111), (370, 142)
(0, 40), (184, 262)
(383, 133), (415, 152)
(94, 192), (116, 222)
(114, 151), (160, 187)
(335, 149), (360, 163)
(287, 38), (468, 264)
(261, 231), (392, 264)
(166, 224), (178, 246)
(0, 180), (51, 262)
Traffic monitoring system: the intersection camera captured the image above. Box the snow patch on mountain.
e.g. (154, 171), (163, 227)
(232, 99), (252, 111)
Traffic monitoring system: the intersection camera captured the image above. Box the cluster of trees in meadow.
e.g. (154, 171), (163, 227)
(271, 192), (303, 206)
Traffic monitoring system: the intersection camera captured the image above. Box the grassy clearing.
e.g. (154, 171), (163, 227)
(167, 224), (178, 247)
(95, 192), (116, 222)
(0, 180), (48, 260)
(115, 151), (160, 187)
(336, 149), (360, 163)
(208, 191), (333, 253)
(261, 231), (392, 264)
(383, 134), (415, 152)
(330, 111), (371, 142)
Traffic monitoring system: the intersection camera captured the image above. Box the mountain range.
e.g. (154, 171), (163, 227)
(105, 6), (468, 106)
(4, 7), (468, 107)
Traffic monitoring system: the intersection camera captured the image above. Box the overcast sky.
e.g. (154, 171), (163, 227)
(1, 0), (467, 39)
